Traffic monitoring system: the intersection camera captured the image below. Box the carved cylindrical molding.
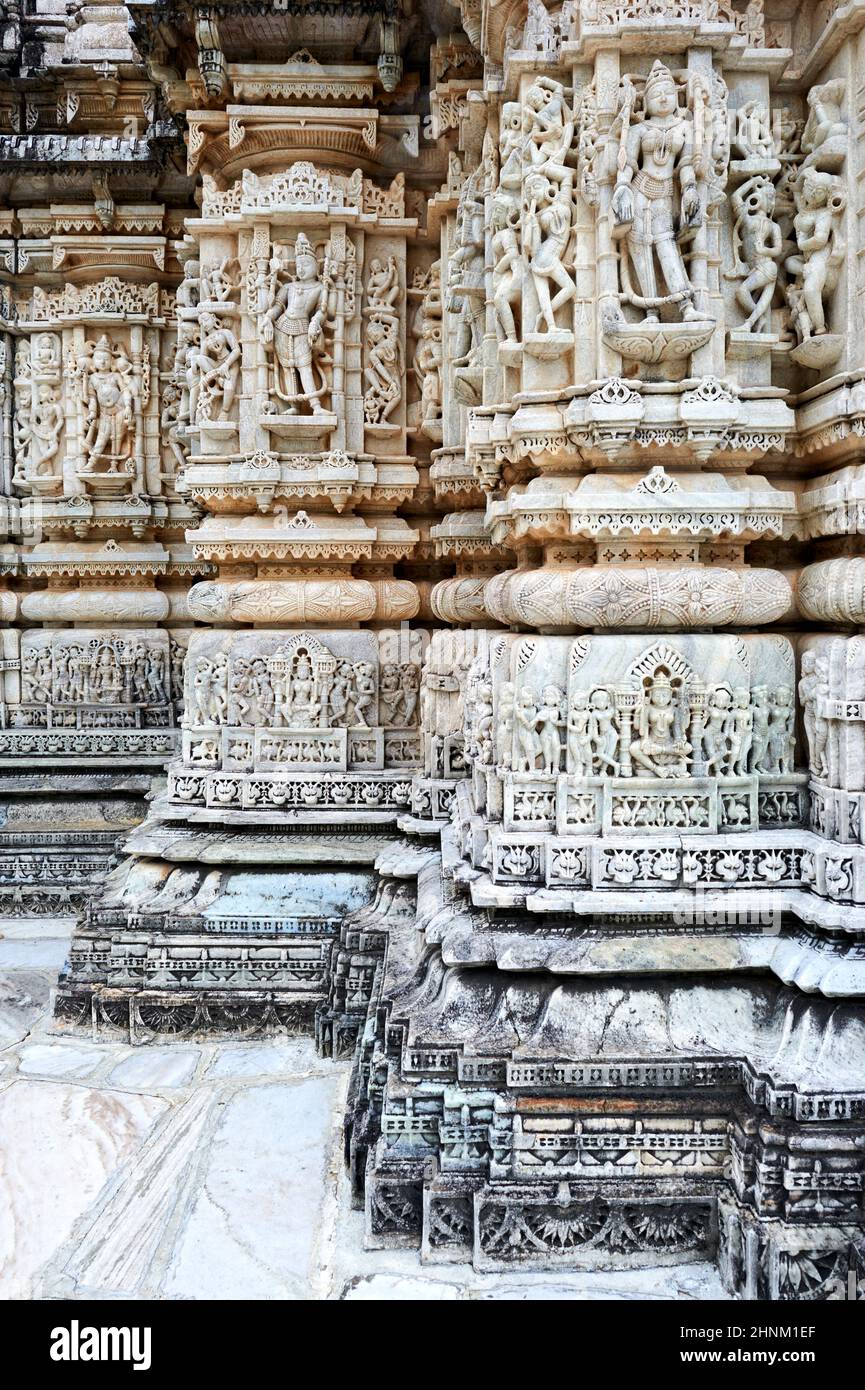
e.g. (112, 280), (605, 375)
(431, 575), (490, 624)
(413, 579), (436, 624)
(484, 567), (792, 630)
(187, 578), (379, 625)
(0, 590), (18, 623)
(20, 589), (171, 624)
(163, 588), (194, 623)
(798, 558), (865, 624)
(368, 578), (420, 621)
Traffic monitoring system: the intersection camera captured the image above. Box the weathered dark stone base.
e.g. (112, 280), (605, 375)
(0, 771), (156, 916)
(50, 819), (865, 1298)
(336, 849), (865, 1299)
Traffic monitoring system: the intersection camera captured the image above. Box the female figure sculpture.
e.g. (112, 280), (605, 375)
(610, 62), (704, 325)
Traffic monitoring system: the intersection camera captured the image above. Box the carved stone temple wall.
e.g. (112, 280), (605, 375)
(2, 0), (865, 1299)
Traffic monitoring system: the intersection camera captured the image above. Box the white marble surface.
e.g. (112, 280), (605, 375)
(0, 1079), (167, 1299)
(0, 926), (730, 1301)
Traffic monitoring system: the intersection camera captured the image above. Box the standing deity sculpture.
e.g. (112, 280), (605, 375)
(702, 688), (733, 775)
(191, 653), (229, 726)
(490, 100), (524, 351)
(765, 687), (795, 775)
(491, 191), (523, 347)
(12, 333), (64, 489)
(263, 233), (331, 416)
(611, 63), (702, 324)
(523, 168), (576, 339)
(567, 691), (591, 779)
(19, 383), (63, 485)
(77, 335), (139, 476)
(537, 685), (565, 775)
(588, 689), (619, 775)
(514, 688), (541, 772)
(603, 61), (718, 362)
(520, 77), (576, 345)
(728, 689), (753, 777)
(798, 653), (829, 779)
(785, 168), (846, 367)
(782, 78), (847, 368)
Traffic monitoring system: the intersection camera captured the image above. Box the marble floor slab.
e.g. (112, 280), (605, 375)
(0, 923), (729, 1301)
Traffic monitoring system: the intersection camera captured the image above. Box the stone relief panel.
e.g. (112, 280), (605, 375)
(467, 633), (800, 842)
(12, 279), (174, 501)
(172, 628), (427, 812)
(0, 628), (185, 760)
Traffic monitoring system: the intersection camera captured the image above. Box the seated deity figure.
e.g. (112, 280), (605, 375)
(91, 643), (123, 703)
(176, 259), (200, 310)
(629, 672), (691, 778)
(611, 61), (705, 325)
(366, 257), (400, 310)
(523, 77), (573, 180)
(201, 257), (239, 303)
(264, 233), (329, 416)
(287, 654), (318, 727)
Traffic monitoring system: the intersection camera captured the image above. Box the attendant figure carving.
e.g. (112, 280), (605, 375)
(188, 313), (240, 424)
